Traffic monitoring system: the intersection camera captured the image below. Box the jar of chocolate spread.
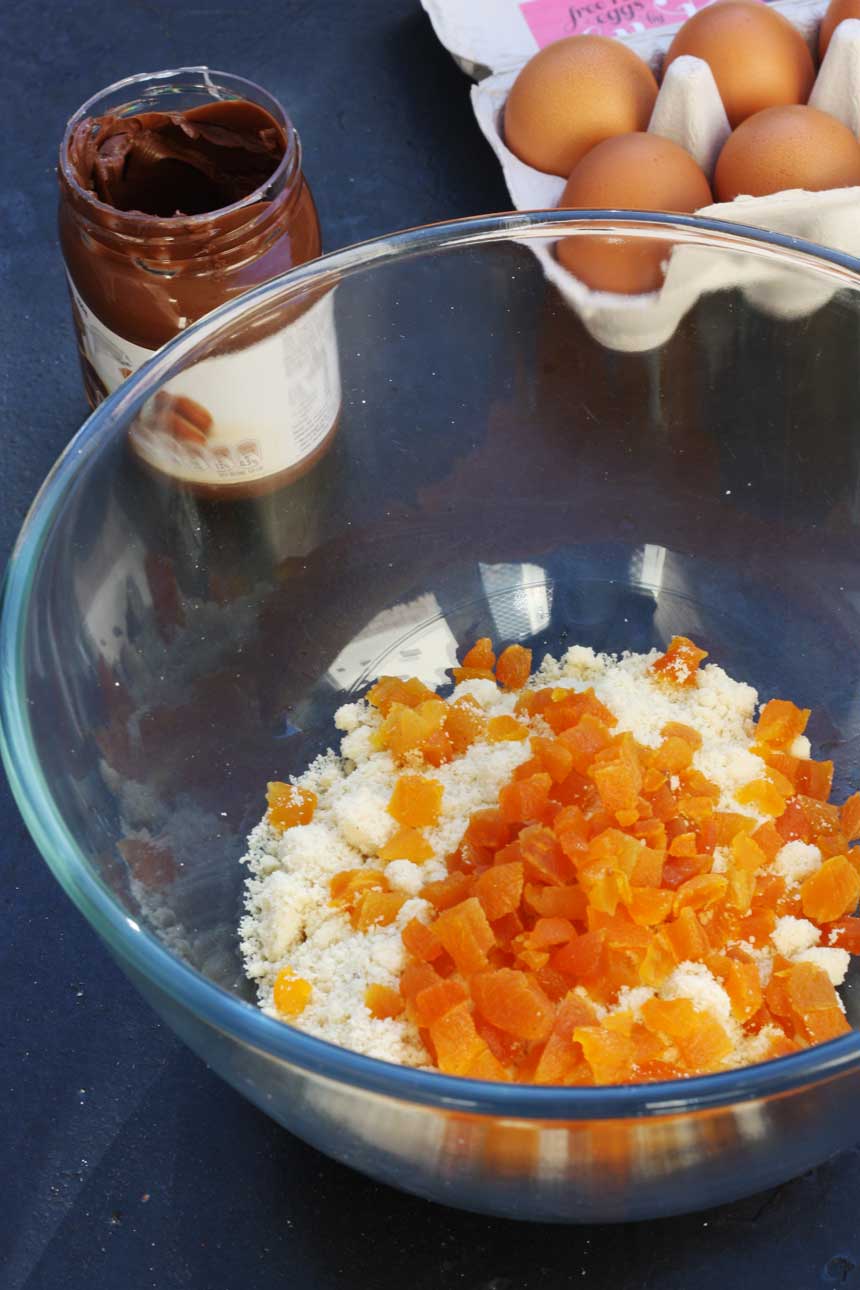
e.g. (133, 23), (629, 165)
(58, 67), (340, 496)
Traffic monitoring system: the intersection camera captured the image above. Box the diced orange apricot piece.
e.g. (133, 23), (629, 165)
(653, 736), (694, 774)
(525, 883), (588, 921)
(422, 728), (454, 767)
(550, 928), (606, 980)
(533, 993), (597, 1082)
(712, 812), (756, 847)
(267, 782), (317, 831)
(752, 819), (784, 861)
(475, 861), (524, 921)
(461, 637), (496, 671)
(518, 823), (576, 886)
(388, 774), (444, 828)
(801, 855), (860, 923)
(402, 917), (444, 963)
(499, 772), (552, 825)
(574, 1025), (635, 1083)
(842, 793), (860, 843)
(465, 808), (510, 851)
(827, 916), (860, 953)
(366, 675), (436, 714)
(680, 767), (721, 799)
(661, 854), (709, 891)
(353, 890), (408, 931)
(668, 832), (698, 858)
(756, 698), (810, 749)
(553, 804), (589, 860)
(487, 715), (528, 743)
(529, 917), (577, 948)
(374, 697), (449, 759)
(471, 968), (555, 1042)
(627, 887), (675, 926)
(764, 765), (796, 800)
(592, 757), (642, 817)
(496, 644), (532, 691)
(273, 968), (312, 1018)
(445, 699), (486, 754)
(531, 735), (574, 784)
(710, 955), (763, 1024)
(737, 774), (783, 815)
(673, 873), (728, 915)
(663, 907), (710, 962)
(661, 721), (703, 750)
(365, 983), (406, 1020)
(379, 827), (434, 863)
(784, 961), (851, 1044)
(637, 929), (678, 988)
(795, 759), (834, 802)
(429, 1001), (488, 1075)
(422, 870), (474, 910)
(413, 979), (469, 1026)
(400, 959), (441, 1002)
(558, 714), (613, 773)
(775, 797), (813, 844)
(650, 636), (708, 686)
(330, 868), (387, 909)
(433, 897), (496, 975)
(631, 846), (664, 887)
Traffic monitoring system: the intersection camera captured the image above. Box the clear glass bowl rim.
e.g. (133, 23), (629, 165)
(5, 210), (860, 1120)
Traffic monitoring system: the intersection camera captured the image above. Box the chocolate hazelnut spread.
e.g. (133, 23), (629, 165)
(68, 101), (286, 218)
(58, 69), (339, 496)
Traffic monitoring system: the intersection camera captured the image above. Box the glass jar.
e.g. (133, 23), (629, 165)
(58, 67), (340, 496)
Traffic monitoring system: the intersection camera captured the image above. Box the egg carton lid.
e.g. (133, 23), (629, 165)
(420, 0), (817, 80)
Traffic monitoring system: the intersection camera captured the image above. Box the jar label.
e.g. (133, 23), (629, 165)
(67, 276), (341, 488)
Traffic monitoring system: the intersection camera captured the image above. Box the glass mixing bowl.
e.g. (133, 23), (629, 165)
(4, 212), (860, 1224)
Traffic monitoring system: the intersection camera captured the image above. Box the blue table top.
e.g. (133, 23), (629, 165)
(3, 2), (860, 1285)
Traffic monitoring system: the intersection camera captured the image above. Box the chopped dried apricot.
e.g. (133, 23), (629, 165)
(433, 897), (496, 975)
(842, 793), (860, 843)
(496, 644), (532, 691)
(650, 636), (708, 686)
(487, 715), (528, 743)
(735, 778), (787, 818)
(756, 698), (810, 749)
(379, 826), (434, 863)
(353, 890), (408, 931)
(471, 968), (555, 1042)
(801, 855), (860, 923)
(402, 918), (444, 963)
(267, 782), (317, 831)
(273, 967), (312, 1018)
(365, 983), (405, 1019)
(429, 1000), (488, 1075)
(413, 979), (469, 1026)
(388, 774), (444, 828)
(519, 823), (576, 886)
(475, 862), (524, 921)
(461, 637), (496, 672)
(499, 772), (552, 825)
(660, 721), (703, 750)
(531, 735), (574, 783)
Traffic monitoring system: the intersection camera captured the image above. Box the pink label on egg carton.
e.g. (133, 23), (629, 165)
(519, 0), (716, 44)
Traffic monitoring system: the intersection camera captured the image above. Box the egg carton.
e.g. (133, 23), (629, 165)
(458, 0), (860, 348)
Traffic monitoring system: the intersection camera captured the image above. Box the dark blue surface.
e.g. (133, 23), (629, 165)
(3, 1), (860, 1285)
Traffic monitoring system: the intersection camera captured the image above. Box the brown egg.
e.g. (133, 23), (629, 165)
(504, 36), (658, 177)
(663, 0), (815, 128)
(820, 0), (860, 57)
(556, 133), (713, 294)
(714, 104), (860, 200)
